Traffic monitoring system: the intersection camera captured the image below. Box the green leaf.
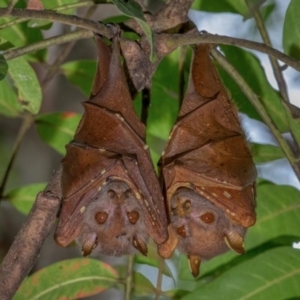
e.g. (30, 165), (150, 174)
(283, 0), (300, 60)
(5, 183), (46, 215)
(218, 46), (288, 132)
(192, 0), (248, 17)
(0, 53), (8, 80)
(60, 60), (97, 97)
(14, 258), (119, 300)
(8, 57), (42, 114)
(112, 0), (156, 61)
(146, 48), (180, 166)
(251, 143), (284, 163)
(182, 247), (300, 300)
(282, 102), (300, 147)
(35, 112), (81, 155)
(246, 183), (300, 249)
(0, 2), (45, 62)
(0, 79), (23, 117)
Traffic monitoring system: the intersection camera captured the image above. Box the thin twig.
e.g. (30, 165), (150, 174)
(3, 29), (93, 61)
(0, 8), (299, 73)
(211, 49), (300, 181)
(125, 254), (134, 300)
(41, 4), (98, 90)
(155, 257), (165, 300)
(0, 8), (113, 37)
(178, 46), (187, 107)
(0, 113), (34, 198)
(245, 0), (289, 103)
(0, 1), (94, 30)
(167, 31), (300, 72)
(6, 0), (18, 14)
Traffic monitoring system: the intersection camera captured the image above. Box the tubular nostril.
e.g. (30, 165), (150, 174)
(116, 232), (126, 239)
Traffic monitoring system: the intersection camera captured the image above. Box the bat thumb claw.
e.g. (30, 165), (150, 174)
(133, 236), (148, 256)
(188, 255), (201, 278)
(224, 231), (245, 255)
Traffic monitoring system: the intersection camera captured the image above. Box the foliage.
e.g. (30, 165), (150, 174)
(0, 0), (299, 299)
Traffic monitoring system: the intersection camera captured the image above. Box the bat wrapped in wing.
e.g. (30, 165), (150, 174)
(158, 44), (257, 277)
(54, 36), (168, 257)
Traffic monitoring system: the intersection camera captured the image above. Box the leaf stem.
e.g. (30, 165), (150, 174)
(244, 0), (289, 103)
(211, 49), (300, 181)
(0, 113), (34, 198)
(125, 254), (134, 300)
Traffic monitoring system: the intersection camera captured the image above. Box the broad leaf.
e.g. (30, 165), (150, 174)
(8, 57), (42, 114)
(246, 183), (300, 249)
(112, 0), (156, 61)
(35, 112), (81, 155)
(60, 60), (96, 97)
(5, 183), (46, 214)
(192, 0), (248, 17)
(182, 247), (300, 300)
(251, 144), (284, 163)
(0, 53), (8, 80)
(282, 102), (300, 147)
(0, 79), (22, 117)
(283, 0), (300, 60)
(14, 258), (118, 300)
(218, 46), (288, 132)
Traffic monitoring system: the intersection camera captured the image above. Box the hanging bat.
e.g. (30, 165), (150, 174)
(158, 44), (257, 277)
(54, 35), (168, 257)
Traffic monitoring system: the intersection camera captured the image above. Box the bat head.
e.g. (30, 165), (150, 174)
(76, 179), (149, 257)
(170, 187), (246, 261)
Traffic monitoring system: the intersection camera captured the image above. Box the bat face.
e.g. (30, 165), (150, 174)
(76, 180), (148, 256)
(170, 187), (246, 260)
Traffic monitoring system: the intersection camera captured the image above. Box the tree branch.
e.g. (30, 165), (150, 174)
(211, 49), (300, 181)
(0, 8), (113, 38)
(0, 168), (62, 300)
(164, 30), (300, 72)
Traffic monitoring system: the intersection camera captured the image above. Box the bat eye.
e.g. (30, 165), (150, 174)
(176, 225), (187, 237)
(95, 211), (108, 224)
(124, 189), (132, 199)
(200, 212), (214, 223)
(108, 190), (117, 199)
(127, 211), (139, 224)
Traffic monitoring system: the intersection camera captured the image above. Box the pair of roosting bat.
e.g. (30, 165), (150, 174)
(54, 36), (257, 277)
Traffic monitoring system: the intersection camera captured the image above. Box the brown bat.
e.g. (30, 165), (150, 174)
(158, 44), (257, 277)
(54, 35), (168, 257)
